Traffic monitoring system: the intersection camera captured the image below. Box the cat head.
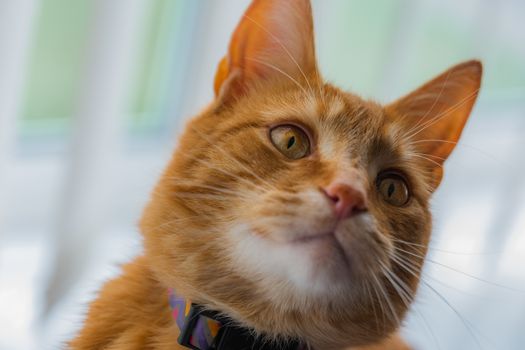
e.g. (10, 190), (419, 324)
(141, 0), (481, 348)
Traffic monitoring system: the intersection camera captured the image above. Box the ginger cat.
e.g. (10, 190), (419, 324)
(70, 0), (481, 349)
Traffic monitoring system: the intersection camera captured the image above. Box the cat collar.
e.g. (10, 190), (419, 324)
(168, 289), (306, 350)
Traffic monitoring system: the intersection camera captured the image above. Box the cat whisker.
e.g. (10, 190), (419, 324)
(383, 157), (435, 176)
(389, 252), (485, 350)
(379, 261), (444, 349)
(191, 126), (280, 192)
(406, 139), (517, 172)
(402, 70), (453, 138)
(390, 250), (423, 273)
(361, 278), (379, 332)
(379, 265), (412, 309)
(253, 213), (297, 222)
(170, 180), (254, 201)
(153, 215), (201, 232)
(391, 238), (428, 251)
(152, 217), (226, 236)
(181, 149), (274, 194)
(407, 139), (460, 147)
(172, 182), (236, 195)
(424, 282), (485, 349)
(413, 152), (446, 161)
(392, 237), (499, 256)
(407, 152), (444, 169)
(394, 245), (525, 293)
(372, 271), (400, 328)
(403, 88), (480, 141)
(424, 270), (501, 301)
(243, 14), (319, 98)
(386, 264), (443, 350)
(394, 246), (516, 301)
(369, 271), (389, 332)
(172, 191), (233, 201)
(245, 57), (310, 97)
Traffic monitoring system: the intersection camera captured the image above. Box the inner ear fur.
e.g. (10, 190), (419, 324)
(386, 60), (482, 187)
(214, 0), (319, 105)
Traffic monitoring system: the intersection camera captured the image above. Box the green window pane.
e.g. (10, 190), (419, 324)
(128, 0), (187, 133)
(21, 0), (91, 135)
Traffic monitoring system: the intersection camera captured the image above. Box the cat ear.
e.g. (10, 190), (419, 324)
(214, 0), (318, 104)
(386, 60), (482, 186)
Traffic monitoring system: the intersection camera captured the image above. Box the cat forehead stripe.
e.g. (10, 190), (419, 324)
(260, 92), (318, 121)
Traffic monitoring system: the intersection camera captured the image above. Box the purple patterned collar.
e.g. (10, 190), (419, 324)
(168, 289), (308, 350)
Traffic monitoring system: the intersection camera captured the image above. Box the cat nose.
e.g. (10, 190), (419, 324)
(322, 182), (367, 219)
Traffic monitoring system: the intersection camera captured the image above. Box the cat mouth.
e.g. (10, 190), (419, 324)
(289, 229), (355, 271)
(290, 231), (335, 244)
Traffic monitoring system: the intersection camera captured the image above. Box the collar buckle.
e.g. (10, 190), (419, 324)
(177, 303), (223, 350)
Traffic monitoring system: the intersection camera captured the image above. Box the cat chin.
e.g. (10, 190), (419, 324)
(227, 213), (390, 299)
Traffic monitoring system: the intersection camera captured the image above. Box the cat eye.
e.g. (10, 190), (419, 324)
(269, 125), (311, 159)
(376, 171), (410, 206)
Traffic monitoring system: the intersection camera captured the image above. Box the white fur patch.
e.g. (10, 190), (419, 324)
(229, 223), (316, 290)
(318, 132), (339, 159)
(226, 207), (378, 303)
(325, 96), (345, 119)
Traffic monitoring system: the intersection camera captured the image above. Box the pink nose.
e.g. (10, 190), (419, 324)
(322, 182), (367, 219)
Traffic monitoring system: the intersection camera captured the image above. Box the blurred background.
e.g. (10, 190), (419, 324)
(1, 0), (524, 349)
